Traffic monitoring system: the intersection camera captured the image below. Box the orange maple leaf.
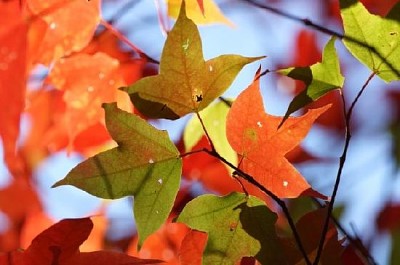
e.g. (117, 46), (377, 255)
(45, 52), (128, 150)
(179, 230), (207, 265)
(27, 0), (101, 65)
(226, 70), (330, 198)
(0, 1), (28, 176)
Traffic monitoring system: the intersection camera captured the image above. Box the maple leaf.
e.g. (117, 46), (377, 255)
(0, 0), (28, 176)
(122, 1), (263, 119)
(27, 0), (101, 65)
(0, 178), (41, 222)
(53, 103), (182, 247)
(127, 218), (189, 263)
(179, 230), (207, 265)
(168, 0), (233, 26)
(279, 37), (344, 125)
(46, 52), (127, 150)
(226, 70), (330, 198)
(176, 192), (285, 264)
(340, 0), (400, 82)
(2, 218), (162, 265)
(280, 208), (343, 264)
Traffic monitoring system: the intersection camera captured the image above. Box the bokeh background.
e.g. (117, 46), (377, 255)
(1, 0), (400, 264)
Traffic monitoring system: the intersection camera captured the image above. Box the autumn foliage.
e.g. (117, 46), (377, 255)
(1, 0), (400, 264)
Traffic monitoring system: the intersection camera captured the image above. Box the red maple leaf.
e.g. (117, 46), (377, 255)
(226, 70), (330, 198)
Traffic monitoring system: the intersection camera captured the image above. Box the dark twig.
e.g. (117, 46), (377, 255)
(242, 0), (400, 80)
(312, 199), (377, 265)
(100, 19), (159, 64)
(314, 73), (376, 265)
(196, 112), (216, 152)
(204, 148), (312, 265)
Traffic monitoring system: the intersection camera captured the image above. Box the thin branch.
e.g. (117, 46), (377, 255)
(179, 148), (205, 158)
(154, 0), (170, 36)
(196, 112), (216, 152)
(204, 148), (312, 265)
(100, 19), (159, 64)
(314, 73), (376, 265)
(242, 0), (400, 80)
(312, 199), (377, 265)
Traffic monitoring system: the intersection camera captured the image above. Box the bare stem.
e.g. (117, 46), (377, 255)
(179, 148), (205, 158)
(196, 112), (216, 152)
(313, 72), (376, 265)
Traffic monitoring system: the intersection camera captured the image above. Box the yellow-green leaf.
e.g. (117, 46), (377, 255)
(122, 1), (263, 119)
(340, 0), (400, 82)
(176, 192), (285, 264)
(183, 100), (237, 170)
(53, 103), (182, 248)
(279, 37), (344, 125)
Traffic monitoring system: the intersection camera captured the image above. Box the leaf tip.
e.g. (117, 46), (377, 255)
(51, 179), (65, 188)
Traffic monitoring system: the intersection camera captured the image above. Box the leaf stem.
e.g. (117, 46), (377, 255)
(203, 148), (312, 265)
(100, 19), (159, 64)
(313, 72), (376, 265)
(179, 148), (205, 158)
(196, 112), (216, 152)
(312, 199), (378, 265)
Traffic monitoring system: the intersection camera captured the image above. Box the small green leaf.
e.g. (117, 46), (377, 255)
(176, 192), (285, 264)
(183, 100), (237, 171)
(53, 103), (182, 248)
(340, 0), (400, 82)
(279, 37), (344, 125)
(122, 1), (263, 119)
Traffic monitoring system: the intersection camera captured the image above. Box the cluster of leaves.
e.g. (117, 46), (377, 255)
(1, 0), (400, 264)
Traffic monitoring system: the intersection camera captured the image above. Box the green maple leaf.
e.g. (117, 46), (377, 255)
(122, 1), (263, 119)
(176, 192), (285, 264)
(279, 37), (344, 125)
(340, 0), (400, 82)
(53, 103), (182, 248)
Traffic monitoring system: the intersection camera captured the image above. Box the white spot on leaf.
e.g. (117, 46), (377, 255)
(158, 178), (163, 184)
(148, 158), (154, 164)
(209, 65), (213, 71)
(182, 39), (190, 51)
(283, 181), (288, 187)
(49, 22), (57, 30)
(257, 121), (262, 127)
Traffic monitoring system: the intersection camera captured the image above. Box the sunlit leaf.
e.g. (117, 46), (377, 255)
(168, 0), (233, 26)
(27, 0), (101, 65)
(279, 37), (344, 124)
(127, 218), (189, 263)
(176, 192), (285, 264)
(340, 0), (400, 82)
(0, 1), (28, 176)
(179, 230), (207, 265)
(46, 52), (127, 150)
(226, 70), (330, 198)
(184, 100), (238, 171)
(123, 1), (262, 119)
(53, 103), (182, 247)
